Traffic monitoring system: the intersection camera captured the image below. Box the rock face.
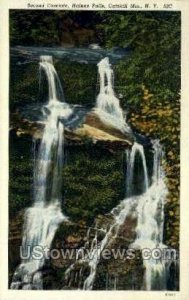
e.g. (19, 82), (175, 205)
(9, 211), (144, 290)
(10, 110), (134, 150)
(57, 17), (97, 47)
(42, 213), (144, 290)
(9, 211), (23, 285)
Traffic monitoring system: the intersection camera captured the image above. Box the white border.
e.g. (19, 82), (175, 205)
(0, 1), (189, 299)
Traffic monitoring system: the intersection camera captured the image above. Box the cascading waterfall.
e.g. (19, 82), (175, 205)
(39, 55), (64, 101)
(95, 57), (131, 134)
(82, 142), (150, 290)
(126, 142), (149, 197)
(63, 140), (172, 291)
(11, 56), (72, 289)
(64, 198), (136, 290)
(10, 55), (174, 291)
(131, 140), (168, 290)
(63, 142), (149, 290)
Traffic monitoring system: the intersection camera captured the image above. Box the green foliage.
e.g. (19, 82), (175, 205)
(10, 11), (63, 46)
(10, 60), (97, 110)
(97, 11), (180, 109)
(9, 136), (125, 225)
(62, 146), (125, 224)
(10, 11), (101, 46)
(55, 61), (97, 106)
(9, 135), (33, 216)
(10, 62), (39, 110)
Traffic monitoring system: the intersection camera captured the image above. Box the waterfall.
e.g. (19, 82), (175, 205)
(94, 57), (131, 134)
(126, 142), (149, 197)
(11, 56), (72, 289)
(64, 197), (135, 290)
(62, 140), (172, 291)
(39, 55), (64, 101)
(63, 142), (149, 290)
(131, 140), (168, 290)
(10, 54), (174, 291)
(83, 143), (148, 290)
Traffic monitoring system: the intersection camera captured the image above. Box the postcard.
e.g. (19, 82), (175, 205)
(0, 0), (189, 299)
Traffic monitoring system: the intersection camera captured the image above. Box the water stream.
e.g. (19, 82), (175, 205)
(131, 140), (168, 290)
(11, 56), (72, 289)
(63, 141), (149, 290)
(95, 57), (131, 134)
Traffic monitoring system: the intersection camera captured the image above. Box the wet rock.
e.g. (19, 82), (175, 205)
(10, 110), (134, 151)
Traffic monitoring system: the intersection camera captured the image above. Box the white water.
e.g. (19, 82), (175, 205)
(126, 142), (149, 197)
(10, 55), (173, 291)
(82, 197), (136, 290)
(94, 57), (131, 134)
(64, 197), (136, 290)
(82, 142), (149, 290)
(11, 56), (72, 289)
(39, 55), (64, 101)
(131, 140), (168, 290)
(64, 142), (149, 290)
(63, 140), (171, 291)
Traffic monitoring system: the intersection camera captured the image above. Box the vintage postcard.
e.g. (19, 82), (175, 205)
(0, 0), (189, 299)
